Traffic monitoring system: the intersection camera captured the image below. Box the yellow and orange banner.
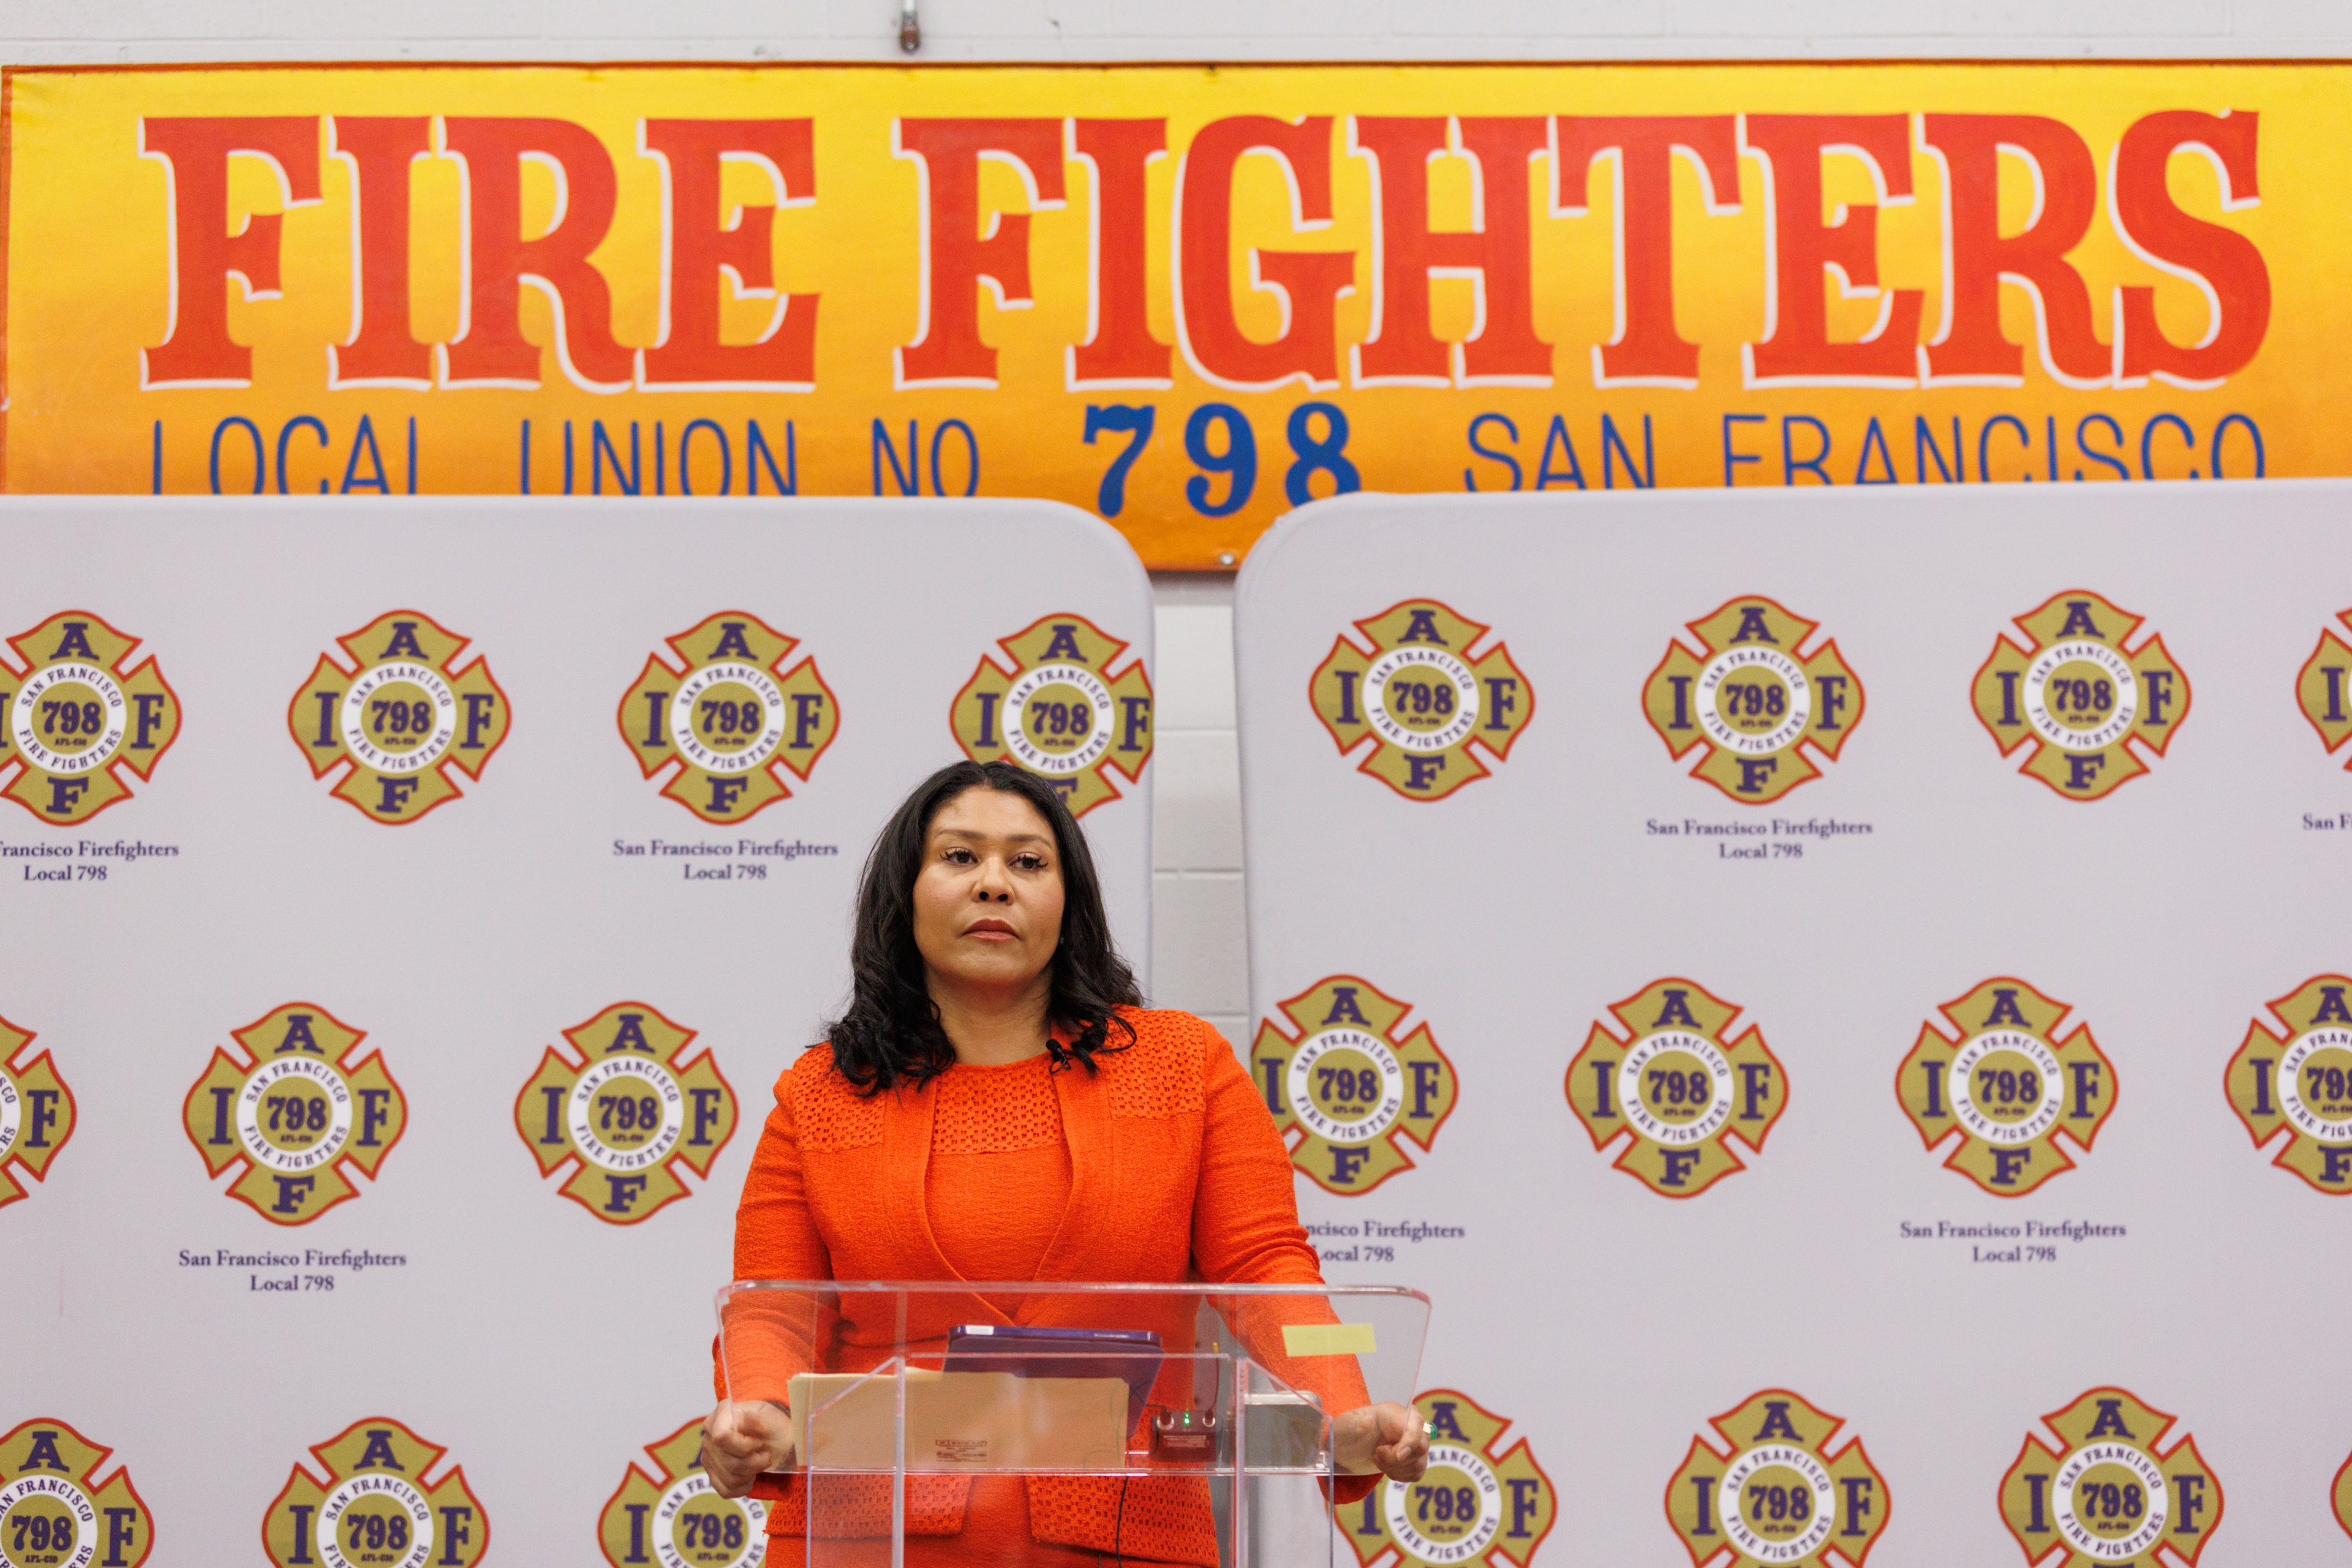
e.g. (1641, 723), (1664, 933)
(2, 61), (2343, 567)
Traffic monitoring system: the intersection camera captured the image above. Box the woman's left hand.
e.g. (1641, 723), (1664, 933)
(1334, 1401), (1431, 1481)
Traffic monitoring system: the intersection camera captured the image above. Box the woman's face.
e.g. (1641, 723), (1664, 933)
(912, 787), (1066, 999)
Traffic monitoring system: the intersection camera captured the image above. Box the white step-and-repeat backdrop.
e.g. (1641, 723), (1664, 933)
(1236, 481), (2352, 1568)
(0, 497), (1156, 1565)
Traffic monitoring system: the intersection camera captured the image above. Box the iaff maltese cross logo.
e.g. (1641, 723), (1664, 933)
(515, 1003), (737, 1224)
(0, 1012), (75, 1211)
(1567, 980), (1785, 1197)
(1973, 591), (2189, 801)
(288, 611), (510, 823)
(0, 1418), (153, 1568)
(1666, 1392), (1888, 1568)
(1642, 597), (1863, 804)
(265, 1419), (488, 1568)
(1340, 1390), (1553, 1568)
(0, 611), (179, 826)
(182, 1004), (405, 1224)
(951, 613), (1153, 816)
(2332, 1449), (2352, 1545)
(2297, 609), (2352, 769)
(1311, 600), (1532, 802)
(2225, 974), (2352, 1193)
(601, 1419), (768, 1568)
(1898, 979), (2116, 1196)
(1249, 976), (1457, 1196)
(620, 613), (838, 823)
(1999, 1389), (2221, 1568)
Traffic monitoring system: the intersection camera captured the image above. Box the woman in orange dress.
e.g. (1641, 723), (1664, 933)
(702, 759), (1428, 1564)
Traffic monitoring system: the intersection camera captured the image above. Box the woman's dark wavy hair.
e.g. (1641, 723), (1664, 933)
(823, 760), (1141, 1093)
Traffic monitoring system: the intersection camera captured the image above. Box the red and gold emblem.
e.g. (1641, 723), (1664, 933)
(1311, 600), (1533, 802)
(287, 611), (510, 822)
(1973, 590), (2189, 801)
(0, 1418), (153, 1568)
(0, 1012), (74, 1211)
(951, 612), (1153, 816)
(0, 611), (179, 825)
(181, 1003), (405, 1224)
(1666, 1391), (1888, 1568)
(1249, 976), (1457, 1196)
(619, 612), (837, 823)
(2296, 607), (2352, 767)
(1566, 979), (1785, 1196)
(264, 1419), (488, 1568)
(1642, 597), (1863, 804)
(514, 1003), (738, 1224)
(1898, 979), (2116, 1195)
(2225, 974), (2352, 1193)
(1341, 1390), (1553, 1568)
(1999, 1390), (2221, 1568)
(600, 1419), (768, 1568)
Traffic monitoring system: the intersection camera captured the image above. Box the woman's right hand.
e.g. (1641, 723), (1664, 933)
(701, 1400), (794, 1497)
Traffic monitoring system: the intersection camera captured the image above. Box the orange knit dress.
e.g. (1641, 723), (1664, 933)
(722, 1007), (1374, 1566)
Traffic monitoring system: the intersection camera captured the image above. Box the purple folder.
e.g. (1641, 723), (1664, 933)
(943, 1324), (1166, 1417)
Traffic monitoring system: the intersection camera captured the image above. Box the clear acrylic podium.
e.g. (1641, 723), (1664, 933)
(715, 1281), (1430, 1568)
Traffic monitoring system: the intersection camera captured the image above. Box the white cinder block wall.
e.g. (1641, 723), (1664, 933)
(6, 2), (2347, 1039)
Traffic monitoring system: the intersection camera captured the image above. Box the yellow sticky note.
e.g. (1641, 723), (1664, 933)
(1282, 1323), (1378, 1357)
